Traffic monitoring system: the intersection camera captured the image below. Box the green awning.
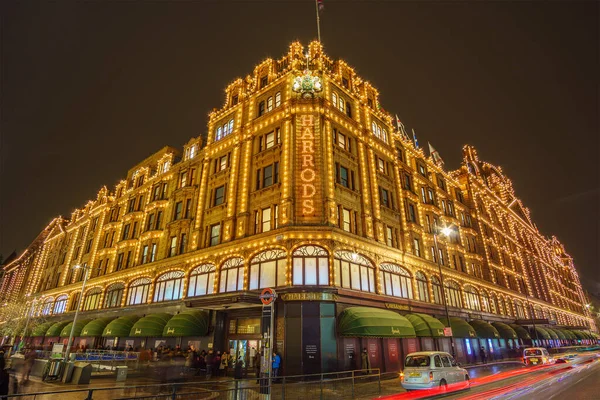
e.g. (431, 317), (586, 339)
(46, 321), (71, 337)
(60, 319), (93, 337)
(130, 313), (173, 337)
(469, 320), (500, 339)
(438, 317), (476, 338)
(580, 331), (592, 340)
(545, 327), (565, 340)
(163, 310), (209, 337)
(531, 326), (551, 340)
(405, 313), (445, 337)
(568, 330), (585, 340)
(103, 315), (141, 337)
(31, 321), (56, 337)
(589, 332), (599, 339)
(560, 329), (576, 340)
(544, 327), (559, 340)
(338, 307), (416, 338)
(509, 324), (531, 340)
(81, 317), (117, 337)
(491, 322), (518, 340)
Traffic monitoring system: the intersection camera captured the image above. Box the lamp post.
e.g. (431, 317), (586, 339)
(19, 295), (38, 350)
(433, 222), (455, 356)
(64, 264), (90, 362)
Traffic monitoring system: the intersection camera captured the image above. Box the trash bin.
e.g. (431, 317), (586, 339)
(116, 365), (128, 382)
(47, 358), (64, 381)
(72, 362), (92, 384)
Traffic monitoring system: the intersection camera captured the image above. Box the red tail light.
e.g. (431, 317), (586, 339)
(429, 371), (434, 381)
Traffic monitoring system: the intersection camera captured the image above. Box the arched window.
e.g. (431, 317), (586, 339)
(249, 250), (287, 290)
(444, 281), (462, 308)
(514, 299), (526, 319)
(497, 296), (505, 315)
(534, 305), (543, 319)
(431, 276), (442, 304)
(332, 92), (338, 108)
(83, 287), (102, 311)
(275, 92), (281, 107)
(481, 290), (491, 313)
(216, 126), (222, 141)
(292, 246), (329, 286)
(339, 97), (345, 112)
(53, 295), (67, 315)
(505, 298), (514, 317)
(334, 251), (375, 293)
(188, 264), (216, 297)
(267, 96), (273, 112)
(154, 271), (185, 302)
(219, 257), (245, 293)
(127, 277), (151, 305)
(380, 263), (413, 299)
(415, 272), (429, 302)
(464, 285), (480, 311)
(41, 298), (54, 316)
(69, 292), (81, 311)
(104, 283), (124, 308)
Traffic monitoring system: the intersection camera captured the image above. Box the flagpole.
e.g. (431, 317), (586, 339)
(315, 0), (321, 42)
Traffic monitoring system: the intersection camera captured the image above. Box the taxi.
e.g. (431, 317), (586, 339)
(400, 351), (470, 391)
(523, 347), (552, 366)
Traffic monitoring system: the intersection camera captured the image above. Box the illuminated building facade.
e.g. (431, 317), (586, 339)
(3, 42), (596, 373)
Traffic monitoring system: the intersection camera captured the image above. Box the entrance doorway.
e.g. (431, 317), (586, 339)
(229, 339), (262, 371)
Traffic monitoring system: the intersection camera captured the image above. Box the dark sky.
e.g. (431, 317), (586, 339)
(1, 1), (598, 294)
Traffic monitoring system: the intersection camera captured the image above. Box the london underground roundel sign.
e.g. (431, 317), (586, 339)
(260, 287), (276, 305)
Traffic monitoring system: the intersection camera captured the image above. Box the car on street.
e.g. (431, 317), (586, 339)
(400, 351), (470, 391)
(523, 347), (552, 366)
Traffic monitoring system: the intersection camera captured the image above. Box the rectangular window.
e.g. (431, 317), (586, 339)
(386, 227), (393, 247)
(258, 101), (265, 116)
(427, 188), (435, 204)
(260, 76), (268, 88)
(418, 163), (427, 177)
(84, 239), (93, 254)
(380, 187), (390, 207)
(265, 131), (275, 149)
(161, 183), (168, 199)
(218, 154), (228, 172)
(377, 158), (386, 174)
(179, 233), (187, 254)
(169, 236), (177, 257)
(214, 185), (225, 206)
(150, 243), (157, 262)
(141, 245), (149, 264)
(210, 224), (221, 246)
(413, 238), (421, 257)
(155, 211), (162, 229)
(137, 195), (144, 211)
(339, 165), (349, 188)
(184, 199), (192, 218)
(342, 208), (351, 232)
(174, 201), (183, 220)
(125, 251), (132, 268)
(262, 207), (272, 232)
(408, 203), (417, 222)
(404, 173), (412, 191)
(132, 221), (138, 238)
(122, 224), (130, 240)
(338, 132), (346, 149)
(116, 253), (124, 271)
(437, 175), (446, 191)
(128, 198), (135, 213)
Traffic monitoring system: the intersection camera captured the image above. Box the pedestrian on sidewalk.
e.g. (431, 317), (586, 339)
(361, 348), (371, 374)
(206, 350), (214, 379)
(480, 346), (487, 364)
(234, 357), (244, 380)
(272, 352), (281, 383)
(253, 351), (261, 383)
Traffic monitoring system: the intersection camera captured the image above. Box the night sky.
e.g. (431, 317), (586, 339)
(1, 2), (598, 294)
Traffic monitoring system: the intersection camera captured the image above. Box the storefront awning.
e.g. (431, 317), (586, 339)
(559, 329), (576, 340)
(544, 327), (559, 340)
(589, 332), (599, 339)
(46, 321), (70, 337)
(130, 313), (173, 337)
(102, 315), (141, 338)
(163, 310), (209, 337)
(81, 317), (117, 337)
(491, 322), (518, 340)
(31, 321), (55, 337)
(567, 330), (585, 340)
(438, 317), (476, 338)
(469, 320), (500, 339)
(60, 319), (93, 338)
(405, 313), (445, 337)
(338, 307), (416, 338)
(531, 326), (551, 340)
(509, 324), (531, 340)
(545, 327), (565, 340)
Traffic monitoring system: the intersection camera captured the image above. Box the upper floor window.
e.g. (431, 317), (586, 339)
(256, 162), (279, 189)
(444, 281), (463, 308)
(292, 245), (329, 286)
(437, 175), (446, 191)
(41, 298), (54, 316)
(215, 154), (229, 173)
(104, 283), (124, 309)
(127, 277), (151, 305)
(219, 257), (245, 293)
(407, 203), (417, 223)
(464, 285), (481, 311)
(153, 271), (184, 302)
(174, 201), (183, 220)
(185, 145), (197, 160)
(213, 185), (226, 206)
(413, 237), (422, 257)
(83, 287), (102, 311)
(231, 94), (239, 106)
(380, 263), (413, 299)
(380, 187), (393, 208)
(333, 129), (351, 152)
(335, 163), (355, 190)
(371, 121), (389, 143)
(249, 249), (287, 290)
(403, 173), (413, 191)
(260, 76), (268, 88)
(417, 162), (427, 177)
(210, 223), (221, 246)
(258, 128), (281, 152)
(258, 101), (266, 117)
(267, 96), (273, 112)
(275, 91), (281, 107)
(215, 118), (234, 141)
(334, 251), (375, 293)
(455, 188), (464, 203)
(53, 295), (68, 314)
(188, 264), (216, 297)
(415, 272), (429, 302)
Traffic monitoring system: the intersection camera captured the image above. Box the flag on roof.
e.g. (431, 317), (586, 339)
(428, 142), (445, 166)
(395, 114), (410, 141)
(412, 128), (419, 148)
(318, 0), (324, 12)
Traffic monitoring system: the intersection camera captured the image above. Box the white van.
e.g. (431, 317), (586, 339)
(400, 351), (470, 391)
(523, 347), (552, 366)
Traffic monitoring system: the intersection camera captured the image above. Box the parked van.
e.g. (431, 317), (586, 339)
(400, 351), (470, 391)
(523, 347), (552, 366)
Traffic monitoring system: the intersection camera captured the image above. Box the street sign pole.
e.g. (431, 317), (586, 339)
(260, 288), (277, 400)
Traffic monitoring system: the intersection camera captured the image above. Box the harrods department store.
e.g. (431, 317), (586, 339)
(2, 42), (596, 374)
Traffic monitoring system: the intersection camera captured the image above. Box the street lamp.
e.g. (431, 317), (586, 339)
(432, 222), (455, 356)
(64, 264), (91, 362)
